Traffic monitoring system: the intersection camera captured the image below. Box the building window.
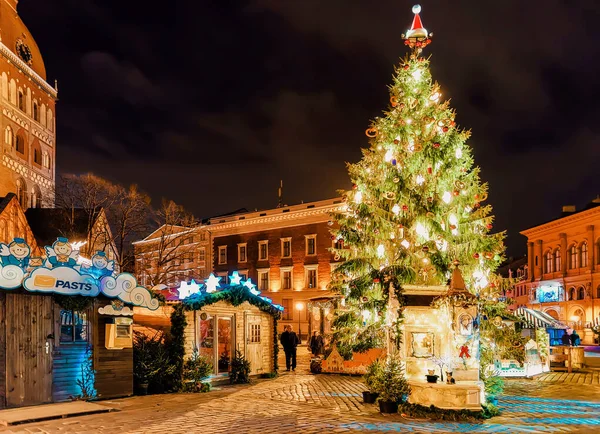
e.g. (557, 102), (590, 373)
(33, 101), (39, 122)
(15, 134), (24, 154)
(554, 249), (561, 272)
(258, 240), (268, 261)
(281, 238), (292, 258)
(597, 285), (600, 298)
(218, 246), (227, 265)
(217, 272), (228, 285)
(569, 287), (576, 301)
(31, 185), (42, 208)
(580, 242), (588, 268)
(33, 148), (41, 165)
(305, 235), (316, 256)
(238, 270), (248, 281)
(569, 245), (578, 269)
(238, 243), (247, 263)
(60, 310), (88, 343)
(17, 90), (24, 111)
(305, 266), (317, 289)
(282, 299), (292, 320)
(198, 247), (206, 263)
(544, 251), (552, 274)
(281, 267), (292, 290)
(578, 286), (585, 300)
(258, 269), (269, 291)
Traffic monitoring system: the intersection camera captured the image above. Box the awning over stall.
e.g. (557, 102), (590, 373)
(515, 307), (568, 329)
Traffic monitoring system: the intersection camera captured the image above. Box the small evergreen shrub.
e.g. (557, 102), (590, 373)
(182, 350), (213, 392)
(229, 350), (251, 384)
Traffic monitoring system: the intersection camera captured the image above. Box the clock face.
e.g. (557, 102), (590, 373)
(15, 39), (32, 65)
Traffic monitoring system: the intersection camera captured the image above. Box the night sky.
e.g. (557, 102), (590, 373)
(19, 0), (600, 257)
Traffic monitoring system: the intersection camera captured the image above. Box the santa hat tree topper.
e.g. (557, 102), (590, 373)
(402, 4), (433, 53)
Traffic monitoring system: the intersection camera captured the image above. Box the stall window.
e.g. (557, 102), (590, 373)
(60, 310), (88, 342)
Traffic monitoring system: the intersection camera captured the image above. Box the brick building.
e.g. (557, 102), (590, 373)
(512, 198), (600, 344)
(209, 198), (344, 338)
(0, 0), (57, 209)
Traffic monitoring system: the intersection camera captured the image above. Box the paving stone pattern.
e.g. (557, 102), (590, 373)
(3, 348), (600, 433)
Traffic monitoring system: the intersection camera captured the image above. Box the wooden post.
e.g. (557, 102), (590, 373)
(567, 346), (572, 373)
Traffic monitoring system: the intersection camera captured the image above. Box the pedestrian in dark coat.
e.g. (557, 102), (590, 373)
(309, 331), (324, 357)
(570, 330), (581, 347)
(561, 330), (571, 346)
(280, 325), (300, 371)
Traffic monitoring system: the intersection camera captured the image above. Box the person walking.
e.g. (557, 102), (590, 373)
(309, 331), (324, 357)
(570, 330), (581, 347)
(561, 330), (571, 346)
(280, 325), (300, 371)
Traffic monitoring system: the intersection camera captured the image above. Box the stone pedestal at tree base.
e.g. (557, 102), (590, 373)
(408, 380), (483, 410)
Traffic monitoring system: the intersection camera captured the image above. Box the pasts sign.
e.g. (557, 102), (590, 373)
(0, 237), (159, 310)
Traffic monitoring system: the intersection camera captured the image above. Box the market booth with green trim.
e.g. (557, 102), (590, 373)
(135, 272), (282, 378)
(0, 237), (160, 408)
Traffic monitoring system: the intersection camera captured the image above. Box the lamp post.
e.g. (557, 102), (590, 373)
(296, 301), (304, 342)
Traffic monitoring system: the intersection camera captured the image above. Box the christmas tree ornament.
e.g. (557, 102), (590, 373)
(473, 253), (480, 259)
(486, 223), (493, 230)
(453, 190), (460, 197)
(402, 204), (409, 211)
(390, 96), (398, 107)
(392, 204), (401, 215)
(328, 220), (334, 226)
(393, 177), (400, 183)
(366, 127), (378, 138)
(384, 191), (396, 200)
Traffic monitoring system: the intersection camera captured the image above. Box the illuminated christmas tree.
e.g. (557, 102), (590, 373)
(330, 5), (506, 358)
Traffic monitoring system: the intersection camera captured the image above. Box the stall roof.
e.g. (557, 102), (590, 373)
(515, 307), (568, 329)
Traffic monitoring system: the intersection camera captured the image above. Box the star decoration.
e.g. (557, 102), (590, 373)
(178, 279), (202, 300)
(229, 271), (242, 285)
(243, 278), (260, 295)
(205, 274), (221, 293)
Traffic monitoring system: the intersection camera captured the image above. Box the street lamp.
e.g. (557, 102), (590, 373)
(296, 301), (304, 342)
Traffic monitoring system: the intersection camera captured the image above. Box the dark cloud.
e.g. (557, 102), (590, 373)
(19, 0), (600, 256)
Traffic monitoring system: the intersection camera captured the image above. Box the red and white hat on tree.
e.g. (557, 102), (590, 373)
(403, 4), (432, 52)
(406, 5), (428, 39)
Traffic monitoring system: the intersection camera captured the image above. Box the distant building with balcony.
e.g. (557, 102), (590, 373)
(518, 198), (600, 344)
(209, 198), (344, 338)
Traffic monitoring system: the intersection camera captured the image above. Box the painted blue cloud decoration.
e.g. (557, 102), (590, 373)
(101, 273), (160, 310)
(0, 236), (160, 310)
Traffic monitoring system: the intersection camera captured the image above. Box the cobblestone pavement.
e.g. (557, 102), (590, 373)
(3, 349), (600, 433)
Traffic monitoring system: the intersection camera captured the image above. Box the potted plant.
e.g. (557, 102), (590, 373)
(426, 369), (439, 383)
(372, 356), (411, 414)
(362, 359), (383, 403)
(183, 349), (213, 392)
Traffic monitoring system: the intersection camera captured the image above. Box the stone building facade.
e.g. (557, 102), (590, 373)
(209, 198), (344, 338)
(0, 0), (57, 209)
(514, 199), (600, 344)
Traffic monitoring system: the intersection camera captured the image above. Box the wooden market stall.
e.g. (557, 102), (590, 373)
(0, 237), (160, 408)
(135, 275), (282, 378)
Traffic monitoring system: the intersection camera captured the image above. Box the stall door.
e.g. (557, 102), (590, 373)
(5, 294), (54, 407)
(246, 315), (263, 375)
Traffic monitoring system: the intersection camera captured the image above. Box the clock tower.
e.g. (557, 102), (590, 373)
(0, 0), (57, 209)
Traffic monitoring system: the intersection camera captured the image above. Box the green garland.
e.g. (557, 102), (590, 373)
(398, 402), (499, 421)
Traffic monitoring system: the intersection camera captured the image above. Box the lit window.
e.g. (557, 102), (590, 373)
(544, 251), (553, 274)
(554, 249), (561, 272)
(218, 246), (227, 265)
(258, 240), (268, 261)
(281, 268), (292, 290)
(569, 245), (578, 269)
(580, 242), (588, 268)
(60, 310), (88, 343)
(238, 243), (247, 263)
(258, 269), (269, 290)
(305, 266), (317, 289)
(305, 235), (316, 256)
(4, 126), (12, 147)
(198, 247), (206, 262)
(281, 238), (292, 258)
